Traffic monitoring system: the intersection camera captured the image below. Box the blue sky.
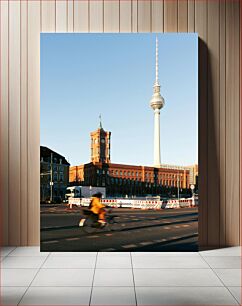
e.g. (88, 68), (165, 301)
(41, 33), (198, 167)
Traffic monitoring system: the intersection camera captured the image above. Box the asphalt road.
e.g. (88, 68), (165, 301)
(40, 206), (198, 252)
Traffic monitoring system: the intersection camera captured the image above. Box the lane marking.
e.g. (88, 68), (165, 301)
(65, 237), (80, 241)
(122, 244), (137, 248)
(171, 236), (180, 240)
(139, 241), (153, 246)
(87, 235), (99, 238)
(42, 240), (58, 244)
(153, 238), (167, 242)
(164, 226), (171, 230)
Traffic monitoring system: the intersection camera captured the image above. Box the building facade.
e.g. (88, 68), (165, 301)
(69, 126), (197, 198)
(40, 146), (70, 203)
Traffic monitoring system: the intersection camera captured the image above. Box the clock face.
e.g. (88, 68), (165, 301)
(101, 138), (105, 144)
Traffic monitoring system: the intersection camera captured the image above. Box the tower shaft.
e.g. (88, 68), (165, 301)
(154, 109), (161, 166)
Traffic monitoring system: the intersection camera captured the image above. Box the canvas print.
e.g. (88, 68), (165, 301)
(40, 33), (198, 252)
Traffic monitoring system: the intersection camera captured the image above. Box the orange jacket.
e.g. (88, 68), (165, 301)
(90, 197), (105, 215)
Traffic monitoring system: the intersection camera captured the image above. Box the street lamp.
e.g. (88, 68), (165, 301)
(190, 184), (195, 206)
(50, 181), (54, 203)
(50, 153), (53, 203)
(177, 172), (180, 205)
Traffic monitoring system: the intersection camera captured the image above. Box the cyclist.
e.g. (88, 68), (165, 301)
(89, 192), (106, 225)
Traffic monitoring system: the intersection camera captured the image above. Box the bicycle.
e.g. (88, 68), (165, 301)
(79, 208), (119, 234)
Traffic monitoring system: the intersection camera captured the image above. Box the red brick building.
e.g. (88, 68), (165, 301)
(69, 126), (196, 197)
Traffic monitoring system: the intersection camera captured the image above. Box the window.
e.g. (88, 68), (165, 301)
(116, 170), (118, 175)
(120, 171), (122, 175)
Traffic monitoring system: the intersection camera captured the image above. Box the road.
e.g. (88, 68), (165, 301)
(41, 205), (198, 252)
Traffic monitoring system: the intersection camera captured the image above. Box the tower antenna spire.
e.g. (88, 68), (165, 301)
(155, 35), (159, 85)
(99, 114), (102, 129)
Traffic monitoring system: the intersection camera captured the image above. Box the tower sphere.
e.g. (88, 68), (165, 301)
(150, 85), (165, 110)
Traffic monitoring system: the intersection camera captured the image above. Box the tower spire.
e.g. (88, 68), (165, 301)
(155, 35), (159, 86)
(99, 114), (102, 129)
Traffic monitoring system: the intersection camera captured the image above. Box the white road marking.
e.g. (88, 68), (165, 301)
(154, 238), (167, 242)
(171, 236), (180, 240)
(139, 241), (153, 246)
(42, 240), (58, 244)
(87, 235), (99, 238)
(164, 226), (171, 230)
(122, 244), (137, 248)
(65, 237), (80, 241)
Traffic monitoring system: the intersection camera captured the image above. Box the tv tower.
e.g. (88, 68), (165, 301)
(150, 35), (165, 167)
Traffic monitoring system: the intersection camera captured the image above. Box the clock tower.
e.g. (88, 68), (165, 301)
(90, 116), (111, 164)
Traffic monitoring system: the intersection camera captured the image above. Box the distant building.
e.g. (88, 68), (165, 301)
(69, 125), (198, 198)
(187, 164), (199, 188)
(40, 146), (70, 203)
